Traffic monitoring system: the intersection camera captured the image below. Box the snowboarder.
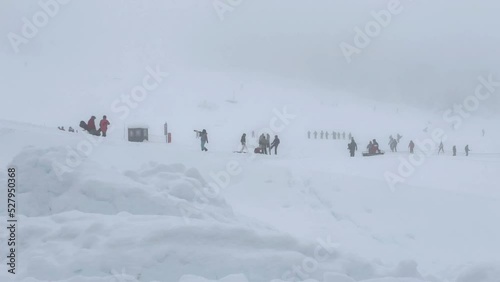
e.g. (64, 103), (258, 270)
(372, 139), (380, 154)
(348, 138), (358, 157)
(320, 131), (324, 139)
(239, 133), (248, 153)
(465, 145), (470, 156)
(308, 131), (311, 139)
(199, 129), (208, 151)
(408, 140), (415, 154)
(438, 141), (444, 155)
(270, 135), (280, 155)
(314, 131), (318, 139)
(259, 134), (267, 154)
(99, 115), (110, 137)
(453, 145), (457, 156)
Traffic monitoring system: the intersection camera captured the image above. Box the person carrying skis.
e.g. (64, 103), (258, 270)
(200, 129), (208, 151)
(270, 135), (280, 155)
(348, 138), (358, 157)
(99, 115), (110, 137)
(239, 133), (248, 153)
(438, 141), (444, 155)
(465, 145), (470, 156)
(408, 140), (415, 154)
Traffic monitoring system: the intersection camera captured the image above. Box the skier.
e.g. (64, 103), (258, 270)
(239, 133), (248, 153)
(99, 115), (110, 137)
(270, 135), (280, 155)
(87, 116), (100, 136)
(320, 131), (324, 139)
(348, 138), (358, 157)
(200, 129), (208, 151)
(453, 145), (457, 156)
(408, 140), (415, 154)
(308, 131), (311, 139)
(438, 141), (444, 155)
(259, 134), (267, 154)
(465, 145), (470, 156)
(314, 131), (318, 139)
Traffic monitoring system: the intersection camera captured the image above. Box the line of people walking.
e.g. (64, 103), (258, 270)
(308, 131), (351, 140)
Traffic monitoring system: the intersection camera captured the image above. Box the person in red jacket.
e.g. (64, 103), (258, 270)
(87, 116), (97, 133)
(99, 115), (110, 137)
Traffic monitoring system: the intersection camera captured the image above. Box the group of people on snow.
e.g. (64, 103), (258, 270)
(79, 115), (110, 137)
(308, 131), (351, 140)
(433, 141), (471, 156)
(256, 133), (280, 155)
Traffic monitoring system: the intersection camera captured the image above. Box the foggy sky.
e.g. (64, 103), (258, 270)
(1, 0), (500, 112)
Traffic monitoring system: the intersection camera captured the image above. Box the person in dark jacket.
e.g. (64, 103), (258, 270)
(259, 134), (267, 154)
(372, 139), (380, 153)
(200, 129), (208, 151)
(465, 145), (470, 156)
(348, 138), (358, 157)
(313, 131), (318, 139)
(408, 140), (415, 154)
(99, 115), (110, 137)
(453, 145), (457, 156)
(239, 133), (248, 153)
(266, 133), (271, 153)
(270, 135), (280, 155)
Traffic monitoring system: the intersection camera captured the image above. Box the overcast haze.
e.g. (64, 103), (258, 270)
(1, 0), (500, 115)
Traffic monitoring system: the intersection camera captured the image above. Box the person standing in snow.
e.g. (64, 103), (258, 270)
(438, 141), (444, 155)
(266, 133), (271, 154)
(465, 145), (470, 156)
(200, 129), (208, 151)
(99, 115), (110, 137)
(372, 139), (380, 154)
(408, 140), (415, 154)
(325, 131), (329, 139)
(320, 131), (324, 139)
(87, 116), (100, 136)
(453, 145), (457, 156)
(342, 132), (346, 140)
(333, 131), (337, 140)
(314, 131), (318, 139)
(270, 135), (280, 155)
(348, 138), (358, 157)
(259, 134), (267, 154)
(239, 133), (248, 153)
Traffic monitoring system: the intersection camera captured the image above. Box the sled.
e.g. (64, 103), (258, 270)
(362, 150), (385, 157)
